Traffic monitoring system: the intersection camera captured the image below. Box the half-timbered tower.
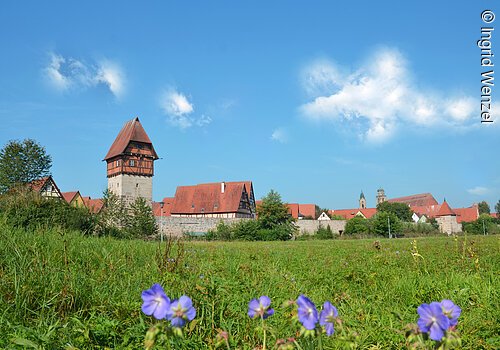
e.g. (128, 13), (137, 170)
(104, 117), (159, 206)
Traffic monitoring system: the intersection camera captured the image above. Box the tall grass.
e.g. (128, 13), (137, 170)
(0, 224), (498, 349)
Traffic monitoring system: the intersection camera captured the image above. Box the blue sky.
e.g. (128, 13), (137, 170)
(1, 1), (499, 210)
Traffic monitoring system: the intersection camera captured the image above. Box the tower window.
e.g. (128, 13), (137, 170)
(130, 160), (135, 166)
(115, 160), (120, 167)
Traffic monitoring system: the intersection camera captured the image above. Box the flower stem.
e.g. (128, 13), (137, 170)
(261, 317), (267, 350)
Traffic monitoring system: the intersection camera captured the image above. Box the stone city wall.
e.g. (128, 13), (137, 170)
(156, 217), (346, 237)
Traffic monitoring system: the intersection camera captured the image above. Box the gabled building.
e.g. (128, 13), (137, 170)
(287, 203), (316, 219)
(169, 181), (255, 218)
(61, 191), (85, 207)
(388, 193), (438, 207)
(82, 196), (104, 214)
(152, 197), (174, 217)
(27, 176), (63, 199)
(104, 117), (159, 206)
(329, 208), (377, 220)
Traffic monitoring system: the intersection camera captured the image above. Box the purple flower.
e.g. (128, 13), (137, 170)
(141, 283), (171, 320)
(319, 301), (338, 336)
(248, 295), (275, 320)
(297, 295), (318, 330)
(166, 295), (196, 327)
(417, 302), (450, 341)
(440, 299), (461, 326)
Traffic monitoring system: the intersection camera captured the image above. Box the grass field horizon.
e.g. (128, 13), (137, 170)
(1, 225), (498, 349)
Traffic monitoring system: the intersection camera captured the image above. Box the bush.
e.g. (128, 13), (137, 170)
(315, 224), (334, 239)
(401, 222), (440, 236)
(372, 212), (402, 237)
(463, 214), (500, 235)
(0, 188), (94, 233)
(344, 216), (371, 235)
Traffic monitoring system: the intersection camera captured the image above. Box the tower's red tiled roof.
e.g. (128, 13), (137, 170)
(104, 117), (159, 161)
(170, 182), (248, 214)
(436, 200), (456, 216)
(388, 193), (438, 207)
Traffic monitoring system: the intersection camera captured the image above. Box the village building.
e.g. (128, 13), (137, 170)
(168, 181), (256, 218)
(104, 117), (159, 207)
(435, 199), (462, 234)
(27, 176), (63, 199)
(376, 187), (387, 205)
(82, 197), (104, 214)
(388, 193), (439, 207)
(286, 203), (316, 219)
(61, 191), (85, 207)
(329, 208), (377, 220)
(317, 212), (331, 221)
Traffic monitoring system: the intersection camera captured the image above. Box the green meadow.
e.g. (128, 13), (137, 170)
(0, 225), (498, 349)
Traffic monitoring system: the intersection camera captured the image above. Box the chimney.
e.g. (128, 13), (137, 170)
(221, 181), (226, 194)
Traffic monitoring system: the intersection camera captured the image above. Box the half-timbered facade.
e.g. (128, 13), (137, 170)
(104, 117), (159, 206)
(28, 176), (63, 199)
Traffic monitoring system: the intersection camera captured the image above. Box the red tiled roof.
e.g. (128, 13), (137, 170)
(491, 213), (498, 219)
(82, 197), (104, 214)
(27, 176), (62, 198)
(153, 197), (174, 217)
(27, 176), (50, 192)
(453, 207), (479, 223)
(287, 203), (300, 219)
(104, 117), (159, 161)
(411, 205), (442, 218)
(170, 182), (248, 214)
(61, 191), (79, 204)
(388, 193), (438, 207)
(330, 208), (377, 219)
(436, 200), (456, 216)
(299, 204), (316, 218)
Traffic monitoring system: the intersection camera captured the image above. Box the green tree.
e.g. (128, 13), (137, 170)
(372, 212), (403, 237)
(0, 139), (52, 194)
(377, 201), (413, 222)
(257, 190), (296, 239)
(462, 213), (499, 235)
(128, 197), (158, 237)
(478, 201), (490, 215)
(344, 216), (371, 235)
(95, 190), (129, 237)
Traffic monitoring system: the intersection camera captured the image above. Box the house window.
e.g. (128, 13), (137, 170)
(130, 160), (135, 166)
(191, 204), (195, 209)
(115, 160), (120, 167)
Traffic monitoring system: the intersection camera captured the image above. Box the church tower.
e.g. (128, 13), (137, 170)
(104, 117), (159, 206)
(359, 191), (366, 209)
(376, 187), (387, 205)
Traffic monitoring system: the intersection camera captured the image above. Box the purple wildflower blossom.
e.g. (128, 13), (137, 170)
(417, 302), (450, 341)
(141, 283), (171, 320)
(440, 299), (461, 327)
(166, 295), (196, 327)
(319, 301), (338, 336)
(297, 295), (318, 330)
(248, 295), (275, 320)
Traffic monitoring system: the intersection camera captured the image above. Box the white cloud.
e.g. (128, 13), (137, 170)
(271, 128), (288, 143)
(96, 60), (125, 98)
(43, 52), (125, 98)
(160, 88), (211, 129)
(300, 48), (476, 143)
(161, 90), (194, 117)
(45, 53), (71, 91)
(467, 186), (489, 196)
